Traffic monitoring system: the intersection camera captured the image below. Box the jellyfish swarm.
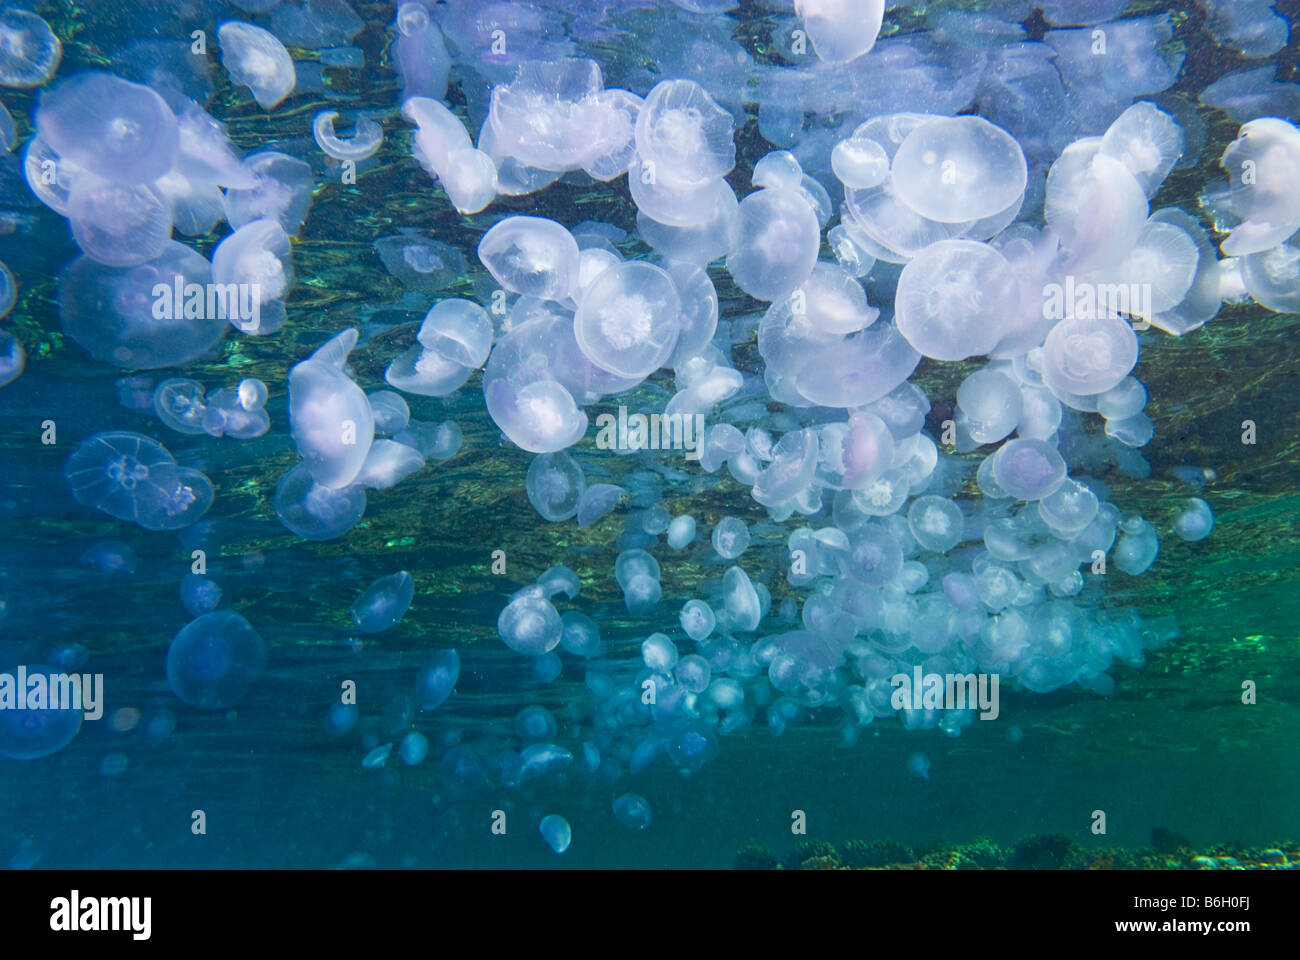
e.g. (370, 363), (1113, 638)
(64, 432), (213, 531)
(289, 328), (375, 489)
(166, 611), (266, 710)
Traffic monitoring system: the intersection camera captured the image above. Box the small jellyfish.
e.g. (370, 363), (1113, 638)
(477, 216), (580, 302)
(353, 439), (425, 489)
(418, 299), (493, 369)
(153, 379), (209, 435)
(1115, 517), (1160, 575)
(831, 134), (889, 189)
(679, 599), (716, 642)
(399, 731), (429, 766)
(560, 611), (602, 658)
(539, 814), (572, 854)
(1041, 314), (1139, 397)
(498, 595), (562, 657)
(367, 391), (410, 435)
(794, 0), (885, 64)
(612, 793), (653, 831)
(906, 751), (931, 781)
(0, 8), (60, 88)
(351, 571), (414, 633)
(180, 573), (223, 617)
(675, 655), (712, 694)
(211, 217), (294, 334)
(289, 328), (375, 489)
(642, 633), (679, 673)
(1173, 498), (1214, 542)
(273, 461), (366, 541)
(666, 514), (696, 548)
(891, 115), (1028, 223)
(483, 377), (588, 454)
(165, 611), (267, 710)
(0, 259), (13, 319)
(64, 431), (213, 531)
(991, 438), (1067, 502)
(574, 261), (681, 378)
(313, 110), (383, 161)
(0, 665), (84, 760)
(0, 330), (25, 389)
(218, 21), (296, 110)
(726, 187), (821, 302)
(362, 743), (393, 769)
(895, 240), (1019, 361)
(635, 79), (735, 186)
(515, 705), (558, 744)
(907, 496), (964, 552)
(67, 177), (174, 268)
(79, 540), (137, 574)
(525, 451), (585, 522)
(415, 649), (459, 711)
(723, 566), (761, 631)
(623, 573), (662, 615)
(577, 483), (626, 528)
(711, 517), (750, 560)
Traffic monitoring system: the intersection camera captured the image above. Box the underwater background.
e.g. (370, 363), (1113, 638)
(0, 0), (1298, 869)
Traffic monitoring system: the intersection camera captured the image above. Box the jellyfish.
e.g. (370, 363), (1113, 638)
(1218, 118), (1300, 256)
(623, 572), (662, 615)
(65, 431), (213, 531)
(288, 328), (375, 489)
(180, 573), (223, 617)
(1041, 314), (1139, 397)
(1115, 517), (1160, 575)
(675, 654), (712, 694)
(313, 111), (383, 162)
(79, 540), (138, 575)
(66, 176), (173, 268)
(895, 239), (1020, 361)
(642, 633), (679, 673)
(723, 566), (762, 631)
(152, 379), (208, 435)
(416, 299), (492, 370)
(484, 377), (588, 454)
(1173, 498), (1214, 542)
(218, 21), (296, 111)
(36, 72), (177, 184)
(612, 793), (653, 831)
(353, 439), (425, 489)
(366, 391), (409, 436)
(890, 115), (1027, 223)
(0, 101), (10, 152)
(679, 599), (716, 642)
(222, 151), (315, 235)
(399, 731), (429, 766)
(273, 461), (366, 541)
(907, 496), (964, 552)
(726, 187), (821, 301)
(956, 369), (1023, 445)
(991, 438), (1067, 502)
(635, 79), (735, 186)
(523, 451), (583, 522)
(384, 344), (473, 398)
(393, 2), (451, 101)
(515, 705), (558, 743)
(666, 514), (696, 548)
(560, 611), (602, 658)
(906, 751), (931, 780)
(712, 517), (750, 560)
(415, 649), (459, 711)
(667, 718), (720, 772)
(0, 8), (60, 88)
(1044, 151), (1149, 274)
(0, 330), (24, 389)
(539, 815), (572, 854)
(211, 217), (294, 335)
(521, 743), (573, 781)
(1241, 241), (1300, 314)
(0, 666), (84, 760)
(1099, 101), (1184, 198)
(574, 261), (681, 378)
(351, 571), (414, 633)
(498, 595), (562, 657)
(165, 611), (267, 710)
(477, 216), (581, 302)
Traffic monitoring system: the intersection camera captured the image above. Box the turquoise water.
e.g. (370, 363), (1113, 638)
(0, 0), (1298, 869)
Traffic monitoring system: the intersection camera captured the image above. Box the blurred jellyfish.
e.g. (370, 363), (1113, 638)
(539, 814), (571, 854)
(165, 611), (266, 709)
(352, 571), (414, 633)
(313, 110), (383, 161)
(273, 461), (366, 541)
(1173, 498), (1214, 542)
(612, 793), (652, 831)
(0, 8), (60, 88)
(906, 751), (931, 780)
(415, 649), (460, 711)
(218, 21), (296, 110)
(0, 665), (84, 760)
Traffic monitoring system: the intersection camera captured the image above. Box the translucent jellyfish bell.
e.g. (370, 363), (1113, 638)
(1242, 241), (1300, 314)
(890, 116), (1028, 223)
(417, 299), (493, 369)
(574, 261), (681, 378)
(0, 330), (24, 389)
(273, 462), (366, 541)
(288, 328), (375, 489)
(895, 239), (1019, 361)
(477, 216), (580, 302)
(211, 218), (294, 334)
(525, 451), (585, 521)
(218, 21), (296, 110)
(635, 79), (736, 186)
(222, 151), (315, 235)
(498, 595), (562, 657)
(67, 177), (173, 268)
(539, 814), (572, 854)
(831, 134), (889, 189)
(956, 369), (1022, 444)
(153, 378), (209, 435)
(0, 8), (61, 88)
(313, 110), (383, 161)
(416, 649), (460, 711)
(37, 72), (178, 184)
(0, 666), (82, 760)
(612, 793), (652, 831)
(1041, 314), (1138, 397)
(794, 0), (885, 64)
(166, 611), (267, 710)
(483, 377), (588, 454)
(1173, 497), (1214, 542)
(65, 431), (213, 531)
(352, 571), (415, 633)
(1044, 152), (1148, 274)
(726, 188), (821, 302)
(1099, 101), (1184, 198)
(907, 495), (964, 552)
(1218, 118), (1300, 256)
(990, 438), (1067, 501)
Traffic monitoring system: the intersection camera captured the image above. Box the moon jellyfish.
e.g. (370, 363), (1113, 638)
(273, 462), (366, 541)
(67, 177), (173, 268)
(289, 328), (375, 489)
(352, 571), (414, 633)
(906, 751), (931, 780)
(574, 261), (681, 378)
(635, 79), (735, 186)
(165, 611), (267, 710)
(891, 116), (1027, 223)
(0, 330), (24, 389)
(666, 514), (695, 548)
(399, 731), (429, 766)
(667, 719), (719, 772)
(642, 633), (678, 673)
(60, 243), (227, 369)
(498, 595), (562, 656)
(908, 495), (964, 552)
(65, 432), (213, 531)
(37, 72), (177, 185)
(712, 517), (750, 560)
(484, 377), (588, 454)
(1173, 498), (1214, 542)
(222, 151), (315, 235)
(612, 793), (652, 831)
(675, 655), (711, 694)
(313, 111), (383, 161)
(1041, 314), (1138, 397)
(153, 379), (208, 435)
(1218, 118), (1300, 256)
(895, 240), (1019, 361)
(515, 705), (557, 744)
(723, 566), (762, 631)
(991, 438), (1067, 502)
(0, 8), (60, 88)
(539, 814), (571, 854)
(415, 649), (459, 711)
(727, 187), (821, 302)
(526, 451), (585, 522)
(180, 573), (223, 617)
(794, 0), (884, 64)
(1100, 101), (1184, 197)
(956, 370), (1022, 445)
(832, 134), (889, 189)
(1115, 517), (1160, 575)
(211, 218), (294, 335)
(477, 216), (580, 302)
(218, 21), (296, 110)
(0, 665), (83, 760)
(623, 572), (661, 614)
(79, 540), (137, 574)
(1242, 242), (1300, 314)
(561, 611), (602, 657)
(679, 599), (716, 642)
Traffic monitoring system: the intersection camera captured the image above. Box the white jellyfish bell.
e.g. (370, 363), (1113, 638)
(288, 328), (375, 489)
